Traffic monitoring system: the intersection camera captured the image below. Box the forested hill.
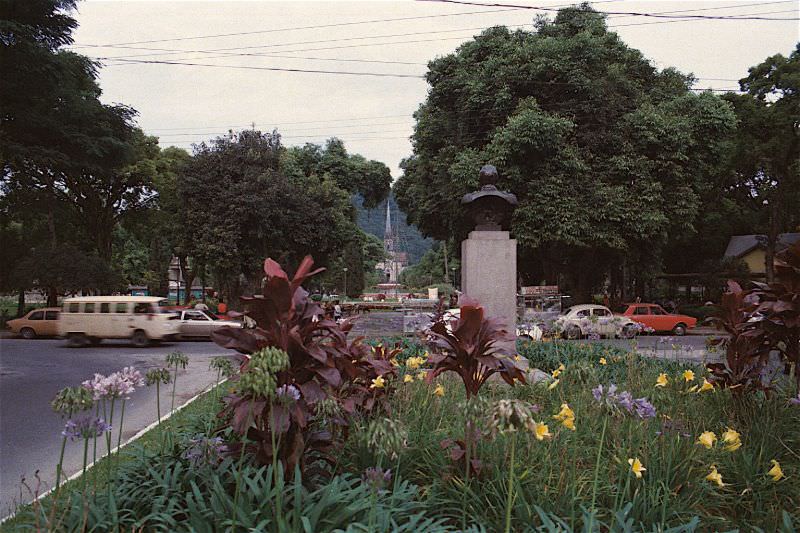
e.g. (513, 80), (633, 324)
(355, 193), (432, 264)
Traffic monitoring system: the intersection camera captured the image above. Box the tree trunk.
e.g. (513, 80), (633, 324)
(178, 255), (196, 306)
(765, 201), (779, 283)
(17, 289), (25, 317)
(47, 286), (58, 307)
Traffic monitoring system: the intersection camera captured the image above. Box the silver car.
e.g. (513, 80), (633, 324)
(175, 309), (242, 339)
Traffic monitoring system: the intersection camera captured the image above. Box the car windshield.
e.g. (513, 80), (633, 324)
(205, 311), (219, 321)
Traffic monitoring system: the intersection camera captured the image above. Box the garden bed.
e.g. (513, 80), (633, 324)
(6, 340), (798, 532)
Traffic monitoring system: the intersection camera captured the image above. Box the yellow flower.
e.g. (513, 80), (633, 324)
(370, 376), (385, 389)
(683, 370), (695, 382)
(553, 403), (575, 422)
(403, 374), (414, 383)
(406, 356), (423, 370)
(721, 428), (741, 452)
(532, 421), (551, 441)
(655, 373), (669, 388)
(767, 460), (784, 482)
(628, 457), (646, 478)
(551, 364), (565, 378)
(434, 384), (445, 397)
(422, 351), (429, 360)
(697, 431), (717, 449)
(548, 379), (560, 390)
(552, 404), (576, 430)
(705, 465), (726, 487)
(416, 371), (426, 381)
(390, 358), (399, 367)
(687, 385), (699, 393)
(698, 379), (714, 393)
(514, 354), (522, 361)
(599, 357), (607, 365)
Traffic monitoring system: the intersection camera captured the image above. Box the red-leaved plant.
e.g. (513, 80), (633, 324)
(425, 301), (526, 480)
(211, 256), (394, 475)
(708, 241), (800, 393)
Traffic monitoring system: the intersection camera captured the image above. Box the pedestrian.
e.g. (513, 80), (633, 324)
(217, 297), (227, 315)
(333, 302), (342, 321)
(194, 299), (209, 311)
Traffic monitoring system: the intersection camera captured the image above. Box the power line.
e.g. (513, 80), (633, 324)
(420, 0), (800, 21)
(100, 58), (427, 79)
(88, 2), (797, 63)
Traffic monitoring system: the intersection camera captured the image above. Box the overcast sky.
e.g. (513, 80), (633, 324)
(71, 0), (799, 177)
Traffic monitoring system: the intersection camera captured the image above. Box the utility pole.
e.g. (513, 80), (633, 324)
(343, 267), (348, 299)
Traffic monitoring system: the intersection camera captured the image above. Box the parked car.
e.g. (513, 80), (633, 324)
(616, 303), (697, 336)
(554, 304), (639, 339)
(58, 296), (181, 347)
(7, 307), (60, 339)
(174, 309), (243, 339)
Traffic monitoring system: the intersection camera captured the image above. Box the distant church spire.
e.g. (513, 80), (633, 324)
(384, 199), (392, 238)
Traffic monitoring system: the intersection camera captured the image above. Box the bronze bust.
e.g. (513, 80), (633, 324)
(461, 165), (517, 231)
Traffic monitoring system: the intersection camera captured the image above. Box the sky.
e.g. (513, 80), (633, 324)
(71, 0), (800, 177)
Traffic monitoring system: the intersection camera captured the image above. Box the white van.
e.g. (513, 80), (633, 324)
(59, 296), (181, 347)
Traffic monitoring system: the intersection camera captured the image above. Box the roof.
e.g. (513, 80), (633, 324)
(62, 296), (166, 303)
(724, 233), (800, 258)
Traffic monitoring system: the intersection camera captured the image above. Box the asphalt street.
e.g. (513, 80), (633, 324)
(0, 338), (232, 517)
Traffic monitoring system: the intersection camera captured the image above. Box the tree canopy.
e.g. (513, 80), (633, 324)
(394, 5), (737, 300)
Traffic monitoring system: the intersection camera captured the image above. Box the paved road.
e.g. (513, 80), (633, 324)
(0, 338), (232, 518)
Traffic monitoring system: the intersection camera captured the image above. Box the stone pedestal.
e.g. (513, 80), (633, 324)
(461, 231), (517, 337)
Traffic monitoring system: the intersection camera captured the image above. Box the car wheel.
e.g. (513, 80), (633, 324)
(565, 325), (582, 340)
(621, 324), (637, 339)
(66, 333), (89, 348)
(672, 323), (687, 336)
(132, 330), (149, 347)
(20, 327), (36, 340)
(89, 337), (102, 345)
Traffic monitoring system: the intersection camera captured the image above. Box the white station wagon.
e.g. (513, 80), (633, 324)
(59, 296), (181, 347)
(554, 304), (639, 339)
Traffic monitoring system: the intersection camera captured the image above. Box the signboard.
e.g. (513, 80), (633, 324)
(520, 285), (559, 296)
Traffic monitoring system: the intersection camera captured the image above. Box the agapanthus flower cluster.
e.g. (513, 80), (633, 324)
(363, 466), (392, 492)
(209, 356), (235, 378)
(488, 399), (541, 436)
(82, 372), (135, 400)
(789, 393), (800, 406)
(592, 384), (656, 419)
(275, 384), (301, 403)
(51, 386), (95, 415)
(62, 416), (111, 441)
(363, 417), (407, 459)
(182, 435), (228, 466)
(146, 367), (172, 386)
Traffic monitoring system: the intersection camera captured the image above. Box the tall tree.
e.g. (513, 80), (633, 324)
(723, 44), (800, 282)
(394, 5), (736, 301)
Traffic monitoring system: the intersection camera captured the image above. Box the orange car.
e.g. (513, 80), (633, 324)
(617, 303), (697, 336)
(7, 307), (61, 339)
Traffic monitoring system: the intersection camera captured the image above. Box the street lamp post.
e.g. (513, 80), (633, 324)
(343, 267), (348, 299)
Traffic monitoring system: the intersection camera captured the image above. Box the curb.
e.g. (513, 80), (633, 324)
(0, 378), (227, 525)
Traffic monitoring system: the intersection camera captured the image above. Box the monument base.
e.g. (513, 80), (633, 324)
(461, 231), (517, 347)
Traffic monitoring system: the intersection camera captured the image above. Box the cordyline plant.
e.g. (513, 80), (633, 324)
(708, 241), (800, 393)
(211, 256), (394, 475)
(426, 301), (526, 481)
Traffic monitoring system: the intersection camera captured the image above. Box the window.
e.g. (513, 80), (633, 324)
(69, 303), (80, 313)
(84, 303), (95, 313)
(576, 309), (591, 318)
(29, 311), (44, 320)
(185, 311), (208, 321)
(593, 308), (611, 317)
(634, 307), (649, 315)
(45, 311), (58, 320)
(651, 307), (666, 315)
(134, 303), (152, 314)
(100, 303), (110, 313)
(116, 303), (129, 313)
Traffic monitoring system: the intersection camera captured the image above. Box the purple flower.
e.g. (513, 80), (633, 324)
(119, 366), (145, 388)
(592, 384), (604, 402)
(83, 370), (138, 400)
(62, 416), (111, 441)
(633, 398), (656, 419)
(276, 384), (301, 403)
(789, 394), (800, 406)
(182, 435), (227, 466)
(617, 391), (634, 412)
(363, 467), (392, 491)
